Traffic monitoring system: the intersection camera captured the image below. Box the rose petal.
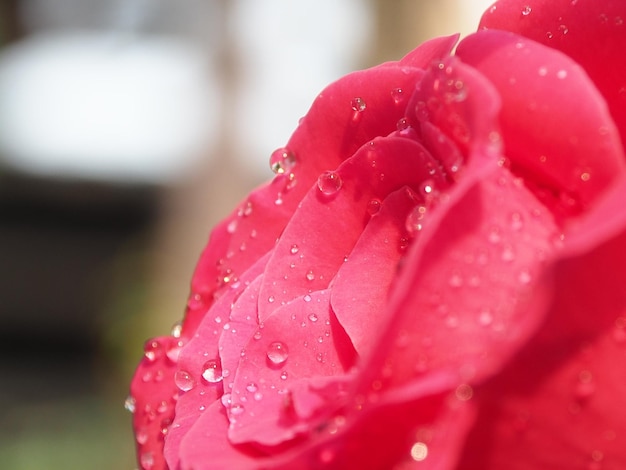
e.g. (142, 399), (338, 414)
(225, 289), (354, 446)
(257, 136), (448, 322)
(164, 254), (269, 469)
(458, 218), (626, 469)
(457, 30), (626, 216)
(330, 187), (417, 356)
(182, 36), (457, 335)
(178, 401), (265, 469)
(480, 0), (626, 146)
(357, 165), (559, 396)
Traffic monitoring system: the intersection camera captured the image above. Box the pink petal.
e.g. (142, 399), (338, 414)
(330, 187), (417, 356)
(257, 136), (448, 322)
(178, 401), (265, 470)
(226, 290), (354, 446)
(458, 217), (626, 469)
(480, 0), (626, 146)
(357, 165), (559, 396)
(457, 30), (626, 217)
(182, 36), (456, 336)
(164, 254), (269, 469)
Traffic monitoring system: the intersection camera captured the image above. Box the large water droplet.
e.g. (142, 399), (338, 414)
(174, 370), (196, 392)
(317, 171), (343, 196)
(201, 359), (223, 383)
(270, 147), (296, 175)
(266, 341), (289, 366)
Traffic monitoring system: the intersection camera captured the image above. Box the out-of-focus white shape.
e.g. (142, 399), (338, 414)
(457, 0), (497, 35)
(0, 31), (218, 184)
(231, 0), (373, 175)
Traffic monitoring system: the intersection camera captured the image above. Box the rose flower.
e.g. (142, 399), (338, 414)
(128, 1), (626, 468)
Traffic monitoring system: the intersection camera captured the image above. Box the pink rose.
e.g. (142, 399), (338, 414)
(129, 1), (626, 468)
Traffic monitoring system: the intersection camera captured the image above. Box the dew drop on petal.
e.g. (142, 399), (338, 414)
(170, 321), (183, 338)
(521, 5), (532, 16)
(280, 371), (288, 380)
(267, 341), (289, 366)
(253, 330), (263, 340)
(174, 370), (196, 392)
(124, 395), (136, 413)
(308, 312), (318, 322)
(303, 294), (312, 302)
(317, 171), (343, 196)
(410, 442), (429, 462)
(351, 97), (366, 112)
(201, 359), (223, 383)
(221, 393), (232, 409)
(391, 87), (404, 104)
(306, 270), (315, 281)
(406, 204), (427, 234)
(246, 382), (258, 393)
(367, 198), (381, 215)
(455, 383), (473, 401)
(140, 452), (155, 470)
(290, 244), (300, 255)
(230, 403), (245, 416)
(143, 339), (163, 362)
(270, 147), (296, 175)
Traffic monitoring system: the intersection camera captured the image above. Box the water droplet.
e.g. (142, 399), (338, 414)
(174, 370), (196, 392)
(391, 88), (404, 104)
(581, 172), (591, 182)
(267, 341), (289, 366)
(124, 395), (136, 413)
(367, 198), (381, 215)
(143, 340), (163, 362)
(170, 321), (183, 338)
(455, 383), (473, 401)
(221, 393), (232, 408)
(303, 294), (312, 302)
(308, 312), (318, 322)
(351, 97), (366, 112)
(290, 244), (299, 255)
(140, 451), (155, 470)
(306, 270), (315, 281)
(166, 340), (184, 363)
(280, 371), (288, 380)
(246, 382), (258, 393)
(253, 330), (262, 340)
(270, 147), (296, 175)
(230, 403), (245, 415)
(201, 360), (223, 383)
(557, 69), (568, 79)
(406, 204), (427, 234)
(478, 310), (494, 326)
(317, 171), (343, 196)
(410, 442), (429, 461)
(510, 212), (523, 231)
(136, 428), (149, 445)
(396, 117), (410, 131)
(518, 270), (532, 284)
(268, 295), (276, 304)
(559, 24), (569, 34)
(319, 448), (336, 464)
(521, 5), (532, 16)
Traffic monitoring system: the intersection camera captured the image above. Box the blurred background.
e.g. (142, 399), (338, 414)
(0, 1), (493, 468)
